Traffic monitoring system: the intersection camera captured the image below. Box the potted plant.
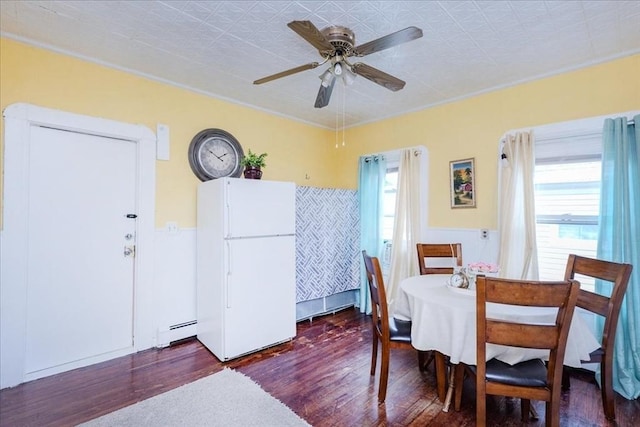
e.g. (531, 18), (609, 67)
(240, 149), (267, 179)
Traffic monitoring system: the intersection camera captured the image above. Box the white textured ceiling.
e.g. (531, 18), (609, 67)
(1, 1), (639, 129)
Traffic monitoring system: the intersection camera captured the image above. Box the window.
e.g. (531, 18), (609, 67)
(382, 167), (398, 241)
(534, 129), (602, 291)
(381, 167), (397, 273)
(534, 161), (600, 290)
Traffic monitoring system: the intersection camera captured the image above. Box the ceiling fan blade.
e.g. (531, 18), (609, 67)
(314, 75), (336, 108)
(288, 20), (335, 54)
(253, 62), (319, 85)
(352, 63), (406, 91)
(354, 26), (423, 57)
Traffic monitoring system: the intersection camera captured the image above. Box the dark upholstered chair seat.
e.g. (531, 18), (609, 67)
(583, 347), (604, 363)
(388, 318), (412, 343)
(470, 358), (547, 388)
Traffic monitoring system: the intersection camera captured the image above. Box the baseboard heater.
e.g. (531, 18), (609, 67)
(157, 320), (197, 348)
(296, 289), (358, 322)
(170, 320), (197, 330)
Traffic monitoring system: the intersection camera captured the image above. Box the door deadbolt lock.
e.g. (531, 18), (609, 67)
(124, 233), (134, 240)
(123, 245), (135, 258)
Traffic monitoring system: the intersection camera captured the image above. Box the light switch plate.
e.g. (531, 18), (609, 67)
(156, 123), (170, 160)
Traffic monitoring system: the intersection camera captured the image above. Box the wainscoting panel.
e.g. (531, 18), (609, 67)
(422, 227), (500, 267)
(154, 227), (197, 347)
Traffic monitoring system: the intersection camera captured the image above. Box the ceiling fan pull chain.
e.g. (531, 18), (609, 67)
(335, 99), (339, 149)
(342, 85), (346, 147)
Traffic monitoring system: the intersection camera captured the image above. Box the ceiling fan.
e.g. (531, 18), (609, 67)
(253, 21), (423, 108)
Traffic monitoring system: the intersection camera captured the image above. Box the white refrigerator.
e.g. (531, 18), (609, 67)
(196, 177), (296, 361)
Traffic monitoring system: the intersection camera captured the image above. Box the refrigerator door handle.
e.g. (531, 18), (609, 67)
(226, 241), (232, 308)
(225, 180), (232, 238)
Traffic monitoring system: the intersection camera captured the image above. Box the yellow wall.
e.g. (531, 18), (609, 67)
(1, 37), (638, 230)
(0, 37), (337, 228)
(335, 54), (640, 229)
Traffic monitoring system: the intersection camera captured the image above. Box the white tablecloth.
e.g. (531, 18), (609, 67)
(394, 274), (600, 368)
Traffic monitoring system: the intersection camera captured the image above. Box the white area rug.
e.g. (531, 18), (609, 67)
(79, 368), (310, 426)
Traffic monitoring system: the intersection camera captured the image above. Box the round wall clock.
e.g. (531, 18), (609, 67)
(188, 128), (244, 181)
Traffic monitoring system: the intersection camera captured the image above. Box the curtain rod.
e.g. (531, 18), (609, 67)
(363, 146), (424, 162)
(500, 119), (636, 159)
(363, 155), (383, 162)
(499, 112), (638, 142)
(363, 151), (422, 162)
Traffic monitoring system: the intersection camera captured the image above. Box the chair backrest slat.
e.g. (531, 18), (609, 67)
(486, 322), (559, 349)
(416, 243), (462, 275)
(486, 281), (572, 307)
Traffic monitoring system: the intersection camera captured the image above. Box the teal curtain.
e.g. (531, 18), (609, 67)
(358, 155), (387, 314)
(596, 114), (640, 399)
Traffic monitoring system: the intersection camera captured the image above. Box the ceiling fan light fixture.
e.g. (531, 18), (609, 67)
(319, 69), (333, 87)
(333, 61), (343, 76)
(342, 66), (357, 85)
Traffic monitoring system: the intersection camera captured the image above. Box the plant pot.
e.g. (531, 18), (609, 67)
(243, 166), (262, 180)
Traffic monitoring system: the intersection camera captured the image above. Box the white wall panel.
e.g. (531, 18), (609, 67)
(154, 227), (197, 346)
(423, 227), (500, 267)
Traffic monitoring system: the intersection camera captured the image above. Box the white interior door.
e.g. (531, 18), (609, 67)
(24, 126), (137, 375)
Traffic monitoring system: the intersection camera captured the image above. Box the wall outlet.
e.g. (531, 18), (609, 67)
(480, 229), (489, 240)
(166, 221), (178, 234)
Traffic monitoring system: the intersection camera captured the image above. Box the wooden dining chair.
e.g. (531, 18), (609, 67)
(362, 250), (431, 403)
(562, 254), (633, 421)
(416, 243), (463, 275)
(473, 275), (580, 427)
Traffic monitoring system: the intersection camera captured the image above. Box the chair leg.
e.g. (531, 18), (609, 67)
(453, 363), (465, 411)
(418, 350), (434, 371)
(476, 382), (486, 427)
(561, 366), (570, 390)
(520, 399), (531, 422)
(370, 334), (378, 376)
(601, 360), (616, 420)
(378, 342), (390, 403)
(547, 395), (561, 427)
(435, 352), (447, 402)
(442, 365), (456, 412)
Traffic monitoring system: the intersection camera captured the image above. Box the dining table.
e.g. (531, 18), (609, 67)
(394, 274), (601, 411)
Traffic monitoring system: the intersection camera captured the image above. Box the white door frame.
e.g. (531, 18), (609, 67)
(1, 103), (156, 388)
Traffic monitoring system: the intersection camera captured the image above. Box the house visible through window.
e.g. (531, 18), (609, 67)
(534, 128), (602, 291)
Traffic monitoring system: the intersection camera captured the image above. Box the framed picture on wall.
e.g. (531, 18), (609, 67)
(450, 158), (476, 208)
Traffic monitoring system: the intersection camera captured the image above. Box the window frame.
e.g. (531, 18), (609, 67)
(530, 118), (605, 289)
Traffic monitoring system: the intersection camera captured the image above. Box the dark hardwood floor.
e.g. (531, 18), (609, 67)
(1, 307), (638, 426)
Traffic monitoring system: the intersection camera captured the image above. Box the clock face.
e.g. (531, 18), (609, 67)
(188, 129), (244, 181)
(449, 272), (469, 289)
